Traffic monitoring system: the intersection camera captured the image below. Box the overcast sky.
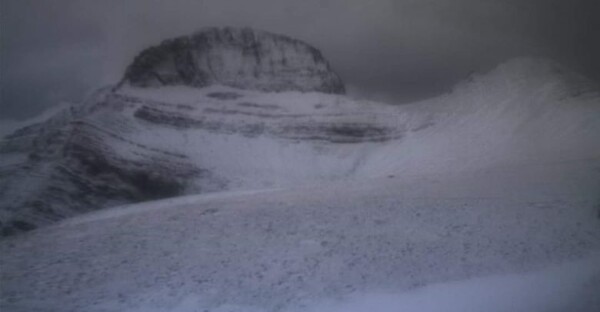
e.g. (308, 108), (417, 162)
(1, 0), (599, 120)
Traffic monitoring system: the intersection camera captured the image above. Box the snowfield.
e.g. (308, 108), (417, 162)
(1, 58), (600, 311)
(2, 159), (600, 312)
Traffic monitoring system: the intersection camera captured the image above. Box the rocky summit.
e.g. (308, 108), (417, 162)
(121, 27), (346, 94)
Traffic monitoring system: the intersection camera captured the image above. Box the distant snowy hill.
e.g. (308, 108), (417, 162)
(360, 58), (600, 176)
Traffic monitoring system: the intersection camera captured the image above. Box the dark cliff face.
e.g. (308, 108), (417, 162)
(121, 27), (346, 94)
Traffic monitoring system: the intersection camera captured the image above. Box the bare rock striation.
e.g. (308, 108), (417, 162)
(121, 27), (346, 94)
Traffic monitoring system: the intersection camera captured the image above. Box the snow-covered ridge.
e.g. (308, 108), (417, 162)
(0, 57), (598, 235)
(0, 84), (407, 235)
(121, 27), (346, 94)
(359, 57), (600, 176)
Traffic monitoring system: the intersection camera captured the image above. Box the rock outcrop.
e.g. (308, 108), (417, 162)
(121, 27), (345, 94)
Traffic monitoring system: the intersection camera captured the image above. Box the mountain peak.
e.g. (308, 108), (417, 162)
(121, 27), (346, 94)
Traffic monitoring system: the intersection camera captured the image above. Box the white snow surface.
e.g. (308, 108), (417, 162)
(1, 159), (600, 312)
(1, 58), (600, 311)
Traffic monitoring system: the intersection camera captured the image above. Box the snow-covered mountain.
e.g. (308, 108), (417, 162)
(1, 27), (600, 311)
(1, 28), (599, 238)
(1, 46), (599, 236)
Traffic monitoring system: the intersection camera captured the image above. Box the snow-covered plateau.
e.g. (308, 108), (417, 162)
(1, 27), (600, 311)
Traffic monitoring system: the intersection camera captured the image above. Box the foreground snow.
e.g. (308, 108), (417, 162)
(2, 159), (599, 311)
(294, 254), (600, 312)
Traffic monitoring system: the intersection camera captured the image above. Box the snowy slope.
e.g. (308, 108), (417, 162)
(360, 58), (600, 176)
(2, 17), (600, 309)
(0, 85), (403, 234)
(1, 159), (599, 312)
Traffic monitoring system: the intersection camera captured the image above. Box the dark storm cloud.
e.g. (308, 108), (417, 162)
(1, 0), (599, 119)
